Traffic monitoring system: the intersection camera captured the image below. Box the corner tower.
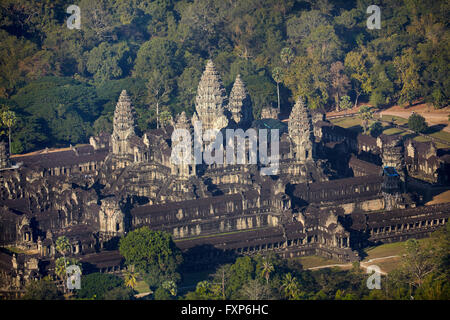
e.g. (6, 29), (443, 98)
(111, 90), (136, 158)
(228, 74), (253, 128)
(288, 96), (315, 162)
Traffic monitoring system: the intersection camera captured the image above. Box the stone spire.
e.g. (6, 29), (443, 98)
(288, 96), (315, 161)
(228, 74), (253, 128)
(174, 111), (190, 131)
(172, 111), (195, 179)
(111, 90), (136, 156)
(194, 60), (228, 131)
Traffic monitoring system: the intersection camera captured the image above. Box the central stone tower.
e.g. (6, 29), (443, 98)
(194, 60), (228, 131)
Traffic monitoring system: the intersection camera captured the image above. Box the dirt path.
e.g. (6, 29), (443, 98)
(379, 105), (450, 133)
(326, 102), (450, 132)
(306, 255), (400, 275)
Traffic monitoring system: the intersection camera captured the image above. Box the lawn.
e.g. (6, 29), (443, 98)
(363, 238), (428, 261)
(295, 255), (342, 269)
(380, 115), (408, 125)
(134, 280), (150, 294)
(367, 257), (402, 273)
(331, 114), (450, 148)
(363, 241), (407, 260)
(413, 135), (449, 149)
(329, 116), (363, 129)
(428, 130), (450, 143)
(382, 127), (405, 136)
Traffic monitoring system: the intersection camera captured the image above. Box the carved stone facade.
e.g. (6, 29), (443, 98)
(111, 90), (136, 163)
(288, 96), (315, 162)
(98, 197), (124, 238)
(227, 74), (253, 128)
(0, 60), (449, 294)
(194, 60), (229, 131)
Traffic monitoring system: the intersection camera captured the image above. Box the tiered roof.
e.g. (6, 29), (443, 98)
(113, 90), (135, 138)
(194, 60), (228, 130)
(228, 74), (252, 126)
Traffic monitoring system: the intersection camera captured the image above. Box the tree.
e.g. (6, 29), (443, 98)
(185, 280), (221, 300)
(22, 277), (62, 300)
(408, 113), (428, 133)
(272, 67), (283, 114)
(394, 48), (421, 107)
(123, 269), (137, 290)
(0, 109), (17, 155)
(369, 121), (383, 137)
(133, 38), (180, 81)
(162, 280), (177, 296)
(77, 273), (126, 300)
(358, 105), (373, 134)
(153, 285), (172, 300)
(344, 50), (373, 108)
(281, 273), (300, 300)
(340, 95), (353, 114)
(79, 0), (116, 42)
(119, 227), (183, 290)
(146, 71), (172, 129)
(103, 286), (134, 300)
(213, 264), (231, 300)
(402, 239), (437, 288)
(55, 257), (80, 293)
(330, 61), (350, 112)
(55, 236), (71, 257)
(55, 235), (71, 291)
(86, 42), (131, 82)
(158, 109), (173, 129)
(240, 279), (272, 300)
(261, 258), (274, 285)
(280, 47), (294, 66)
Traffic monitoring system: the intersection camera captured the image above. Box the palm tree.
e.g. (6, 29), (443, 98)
(272, 67), (283, 114)
(261, 259), (274, 285)
(56, 236), (71, 259)
(55, 257), (68, 282)
(281, 273), (299, 300)
(0, 109), (17, 155)
(162, 280), (177, 296)
(55, 236), (71, 292)
(280, 47), (294, 66)
(358, 105), (373, 134)
(123, 270), (137, 290)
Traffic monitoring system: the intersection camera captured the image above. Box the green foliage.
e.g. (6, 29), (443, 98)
(22, 277), (63, 300)
(86, 42), (132, 82)
(76, 273), (125, 300)
(153, 285), (173, 300)
(103, 286), (135, 300)
(408, 113), (428, 133)
(359, 105), (373, 133)
(119, 227), (183, 290)
(55, 236), (71, 256)
(133, 38), (180, 80)
(369, 121), (383, 137)
(183, 225), (450, 301)
(0, 0), (447, 153)
(340, 95), (353, 112)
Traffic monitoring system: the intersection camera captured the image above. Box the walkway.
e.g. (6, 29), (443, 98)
(306, 255), (401, 275)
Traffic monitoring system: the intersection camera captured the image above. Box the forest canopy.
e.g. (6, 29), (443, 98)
(0, 0), (448, 153)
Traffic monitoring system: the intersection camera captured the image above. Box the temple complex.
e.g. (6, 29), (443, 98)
(0, 60), (449, 294)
